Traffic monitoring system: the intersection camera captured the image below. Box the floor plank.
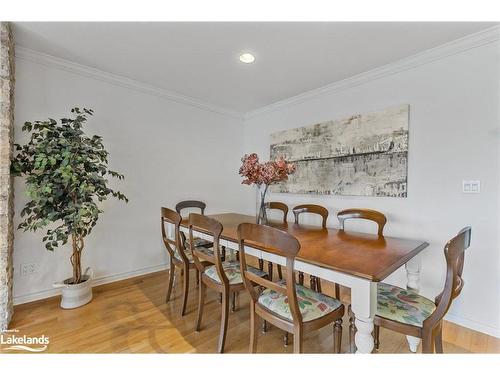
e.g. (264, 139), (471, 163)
(3, 270), (499, 354)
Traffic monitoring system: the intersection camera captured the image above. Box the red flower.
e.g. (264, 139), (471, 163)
(239, 153), (296, 187)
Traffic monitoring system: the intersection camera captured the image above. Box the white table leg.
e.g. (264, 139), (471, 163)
(180, 225), (387, 355)
(406, 335), (421, 353)
(406, 255), (421, 292)
(405, 255), (422, 352)
(351, 281), (377, 354)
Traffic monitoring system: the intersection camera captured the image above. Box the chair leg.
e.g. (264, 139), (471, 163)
(349, 315), (357, 353)
(277, 264), (283, 280)
(293, 327), (303, 354)
(374, 324), (380, 350)
(231, 292), (236, 312)
(195, 281), (206, 331)
(249, 303), (258, 353)
(334, 284), (340, 300)
(258, 258), (264, 271)
(217, 288), (230, 353)
(435, 323), (444, 353)
(221, 246), (226, 262)
(334, 318), (343, 353)
(262, 319), (268, 333)
(298, 272), (304, 286)
(268, 262), (273, 282)
(165, 262), (175, 303)
(316, 278), (322, 293)
(181, 265), (190, 316)
(421, 332), (435, 353)
(310, 276), (316, 291)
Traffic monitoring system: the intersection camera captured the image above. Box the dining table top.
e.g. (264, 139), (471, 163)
(180, 212), (429, 282)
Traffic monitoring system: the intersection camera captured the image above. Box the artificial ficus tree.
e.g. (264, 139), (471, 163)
(11, 108), (128, 284)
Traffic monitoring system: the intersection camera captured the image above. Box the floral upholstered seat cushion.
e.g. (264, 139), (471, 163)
(258, 280), (342, 322)
(195, 246), (214, 258)
(184, 237), (213, 249)
(173, 246), (214, 263)
(376, 283), (436, 327)
(173, 247), (193, 263)
(204, 260), (267, 285)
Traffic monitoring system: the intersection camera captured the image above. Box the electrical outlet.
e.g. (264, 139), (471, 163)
(20, 262), (38, 277)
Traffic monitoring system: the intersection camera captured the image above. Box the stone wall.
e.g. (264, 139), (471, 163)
(0, 22), (15, 331)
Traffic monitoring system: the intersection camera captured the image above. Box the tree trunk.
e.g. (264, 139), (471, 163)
(71, 233), (83, 284)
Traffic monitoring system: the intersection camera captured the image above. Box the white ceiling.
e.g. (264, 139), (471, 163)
(13, 22), (497, 114)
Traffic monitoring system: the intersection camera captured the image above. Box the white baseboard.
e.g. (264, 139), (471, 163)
(445, 312), (500, 339)
(13, 264), (500, 340)
(13, 263), (169, 306)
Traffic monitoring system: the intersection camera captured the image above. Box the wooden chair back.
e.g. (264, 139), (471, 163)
(237, 223), (303, 324)
(188, 213), (226, 280)
(176, 200), (207, 246)
(175, 200), (206, 215)
(264, 201), (289, 223)
(425, 227), (472, 328)
(161, 207), (188, 263)
(337, 208), (387, 236)
(292, 204), (328, 228)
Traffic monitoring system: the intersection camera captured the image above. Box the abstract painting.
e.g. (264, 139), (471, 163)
(269, 105), (409, 197)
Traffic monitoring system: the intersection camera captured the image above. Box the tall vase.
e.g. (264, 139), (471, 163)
(256, 184), (269, 225)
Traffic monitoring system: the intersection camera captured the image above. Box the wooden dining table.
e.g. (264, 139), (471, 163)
(179, 213), (429, 353)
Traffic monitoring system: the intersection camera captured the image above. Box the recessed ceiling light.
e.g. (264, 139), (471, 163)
(239, 53), (255, 64)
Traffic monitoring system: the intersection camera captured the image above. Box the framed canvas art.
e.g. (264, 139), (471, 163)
(270, 105), (409, 197)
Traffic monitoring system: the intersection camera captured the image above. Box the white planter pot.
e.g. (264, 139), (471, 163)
(53, 268), (93, 309)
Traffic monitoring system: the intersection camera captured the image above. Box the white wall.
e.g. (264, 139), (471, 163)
(13, 57), (246, 304)
(243, 42), (500, 337)
(13, 37), (500, 339)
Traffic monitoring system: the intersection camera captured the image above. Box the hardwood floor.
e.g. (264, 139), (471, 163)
(4, 270), (500, 354)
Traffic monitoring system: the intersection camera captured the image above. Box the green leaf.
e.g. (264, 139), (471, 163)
(11, 106), (129, 256)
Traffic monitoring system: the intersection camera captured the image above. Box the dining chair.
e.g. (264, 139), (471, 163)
(237, 223), (345, 353)
(175, 200), (213, 250)
(349, 227), (472, 353)
(338, 208), (387, 296)
(265, 201), (289, 223)
(262, 201), (289, 280)
(292, 204), (329, 292)
(190, 213), (268, 353)
(338, 208), (387, 236)
(161, 207), (213, 316)
(337, 208), (388, 351)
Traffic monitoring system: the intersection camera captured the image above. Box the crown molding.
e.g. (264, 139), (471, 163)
(15, 46), (244, 120)
(244, 25), (500, 120)
(14, 25), (500, 122)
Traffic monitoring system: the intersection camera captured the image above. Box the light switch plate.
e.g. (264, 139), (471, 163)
(463, 180), (480, 193)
